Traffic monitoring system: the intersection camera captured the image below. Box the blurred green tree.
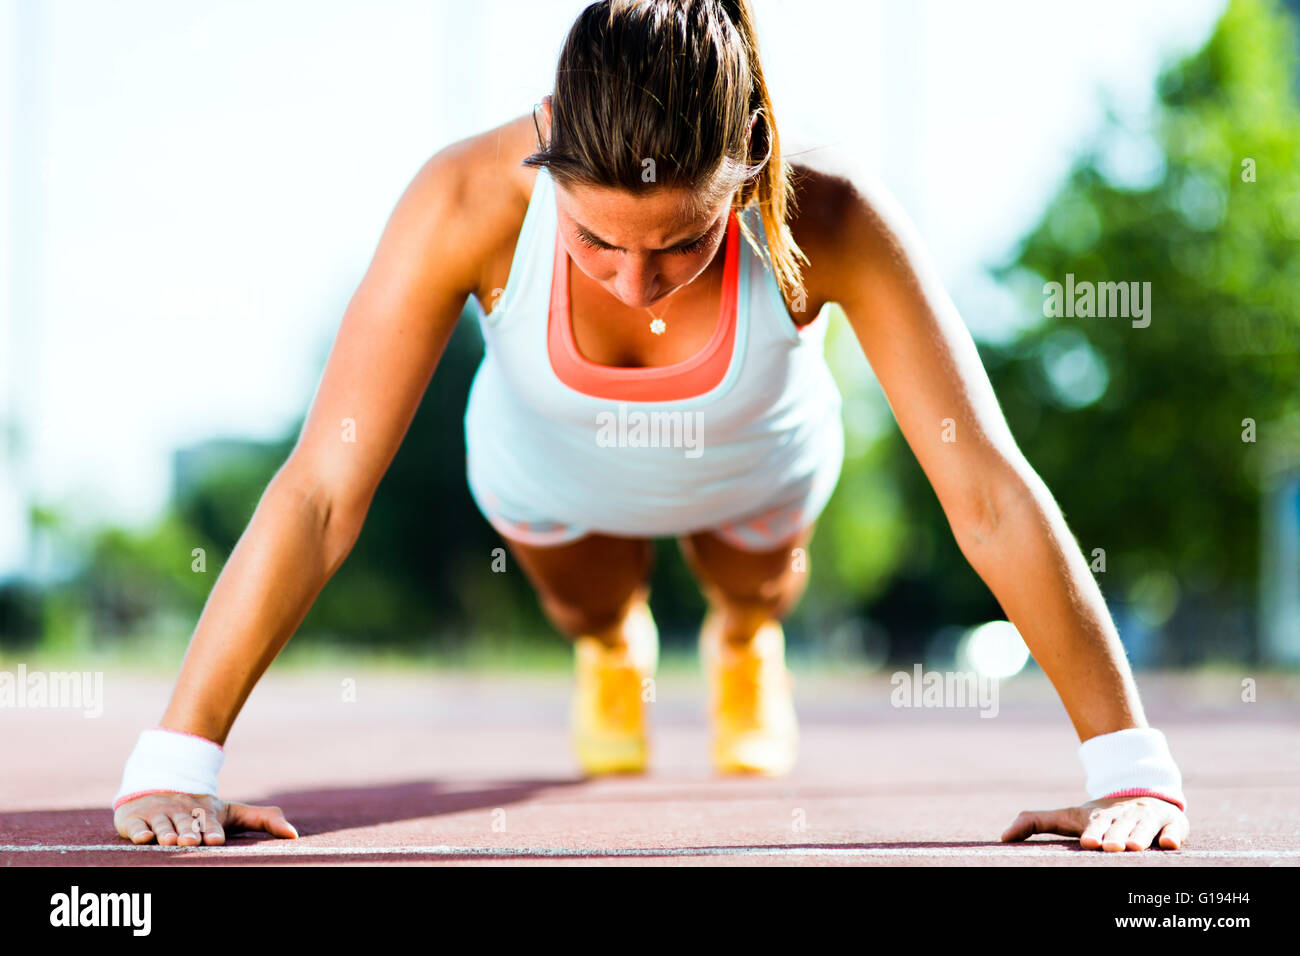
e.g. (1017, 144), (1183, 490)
(973, 0), (1299, 662)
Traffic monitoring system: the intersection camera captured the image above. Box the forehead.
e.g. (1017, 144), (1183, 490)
(554, 181), (723, 247)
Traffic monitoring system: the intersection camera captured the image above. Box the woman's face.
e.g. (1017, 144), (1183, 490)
(537, 95), (731, 309)
(553, 182), (730, 309)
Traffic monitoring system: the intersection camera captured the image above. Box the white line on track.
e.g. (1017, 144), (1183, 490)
(1, 844), (1296, 860)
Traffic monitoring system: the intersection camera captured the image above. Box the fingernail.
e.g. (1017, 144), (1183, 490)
(288, 825), (299, 838)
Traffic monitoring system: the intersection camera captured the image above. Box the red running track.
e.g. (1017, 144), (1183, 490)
(1, 668), (1297, 866)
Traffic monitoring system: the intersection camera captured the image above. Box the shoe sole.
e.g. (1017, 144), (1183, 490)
(574, 736), (647, 775)
(712, 730), (798, 776)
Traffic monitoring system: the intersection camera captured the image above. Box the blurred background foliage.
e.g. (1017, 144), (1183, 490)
(2, 0), (1296, 667)
(987, 0), (1300, 663)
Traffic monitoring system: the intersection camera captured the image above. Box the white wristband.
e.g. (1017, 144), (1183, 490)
(1078, 727), (1186, 812)
(113, 727), (225, 809)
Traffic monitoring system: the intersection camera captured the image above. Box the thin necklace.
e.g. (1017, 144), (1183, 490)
(644, 295), (676, 336)
(644, 246), (722, 336)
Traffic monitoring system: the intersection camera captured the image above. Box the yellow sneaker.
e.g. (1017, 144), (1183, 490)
(571, 601), (658, 776)
(701, 611), (798, 775)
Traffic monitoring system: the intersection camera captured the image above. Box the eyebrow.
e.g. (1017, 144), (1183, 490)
(573, 217), (720, 252)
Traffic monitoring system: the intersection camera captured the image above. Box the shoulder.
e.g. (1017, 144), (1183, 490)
(392, 112), (541, 295)
(784, 137), (923, 312)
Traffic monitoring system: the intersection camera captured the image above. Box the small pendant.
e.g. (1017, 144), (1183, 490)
(649, 318), (666, 335)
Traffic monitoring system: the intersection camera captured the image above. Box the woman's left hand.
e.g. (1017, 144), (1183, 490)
(1000, 795), (1189, 851)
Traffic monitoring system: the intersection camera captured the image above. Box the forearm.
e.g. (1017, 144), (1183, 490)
(160, 471), (361, 743)
(951, 471), (1147, 742)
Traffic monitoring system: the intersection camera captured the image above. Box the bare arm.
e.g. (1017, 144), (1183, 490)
(803, 160), (1189, 851)
(160, 146), (489, 743)
(811, 160), (1146, 742)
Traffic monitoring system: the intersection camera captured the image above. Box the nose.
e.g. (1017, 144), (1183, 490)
(611, 257), (661, 308)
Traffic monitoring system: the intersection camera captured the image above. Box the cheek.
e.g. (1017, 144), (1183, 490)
(666, 255), (704, 281)
(568, 245), (615, 281)
(649, 248), (715, 286)
(671, 250), (719, 287)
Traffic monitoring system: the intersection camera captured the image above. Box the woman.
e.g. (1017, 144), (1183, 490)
(112, 0), (1189, 853)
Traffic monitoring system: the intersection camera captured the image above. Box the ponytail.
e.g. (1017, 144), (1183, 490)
(716, 0), (809, 311)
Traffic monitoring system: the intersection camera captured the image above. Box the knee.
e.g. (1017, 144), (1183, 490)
(540, 585), (646, 640)
(534, 541), (653, 639)
(688, 537), (810, 621)
(713, 570), (805, 621)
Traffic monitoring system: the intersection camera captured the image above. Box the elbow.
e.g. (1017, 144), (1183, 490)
(952, 463), (1041, 548)
(955, 490), (1002, 549)
(277, 469), (368, 572)
(314, 490), (369, 578)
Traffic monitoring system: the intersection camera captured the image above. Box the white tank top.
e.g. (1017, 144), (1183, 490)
(463, 165), (844, 539)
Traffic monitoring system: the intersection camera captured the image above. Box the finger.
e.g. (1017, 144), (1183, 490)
(1125, 815), (1165, 852)
(119, 816), (156, 845)
(1100, 815), (1140, 852)
(191, 807), (225, 846)
(171, 811), (202, 847)
(1157, 815), (1190, 850)
(148, 814), (179, 846)
(1001, 808), (1080, 842)
(225, 802), (299, 839)
(1078, 809), (1117, 850)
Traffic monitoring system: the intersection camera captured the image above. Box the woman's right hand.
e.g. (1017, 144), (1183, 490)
(113, 792), (299, 846)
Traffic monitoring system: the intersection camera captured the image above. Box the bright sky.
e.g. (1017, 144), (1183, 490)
(0, 0), (1226, 579)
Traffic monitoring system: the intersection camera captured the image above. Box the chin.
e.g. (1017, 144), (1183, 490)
(608, 288), (663, 308)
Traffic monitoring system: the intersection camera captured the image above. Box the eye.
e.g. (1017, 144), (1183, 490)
(673, 235), (712, 255)
(574, 228), (714, 254)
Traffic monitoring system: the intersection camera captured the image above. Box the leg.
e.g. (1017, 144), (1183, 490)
(502, 532), (656, 775)
(678, 523), (816, 646)
(680, 524), (814, 775)
(502, 531), (654, 649)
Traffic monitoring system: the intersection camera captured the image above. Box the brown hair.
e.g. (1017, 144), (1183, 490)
(523, 0), (807, 308)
